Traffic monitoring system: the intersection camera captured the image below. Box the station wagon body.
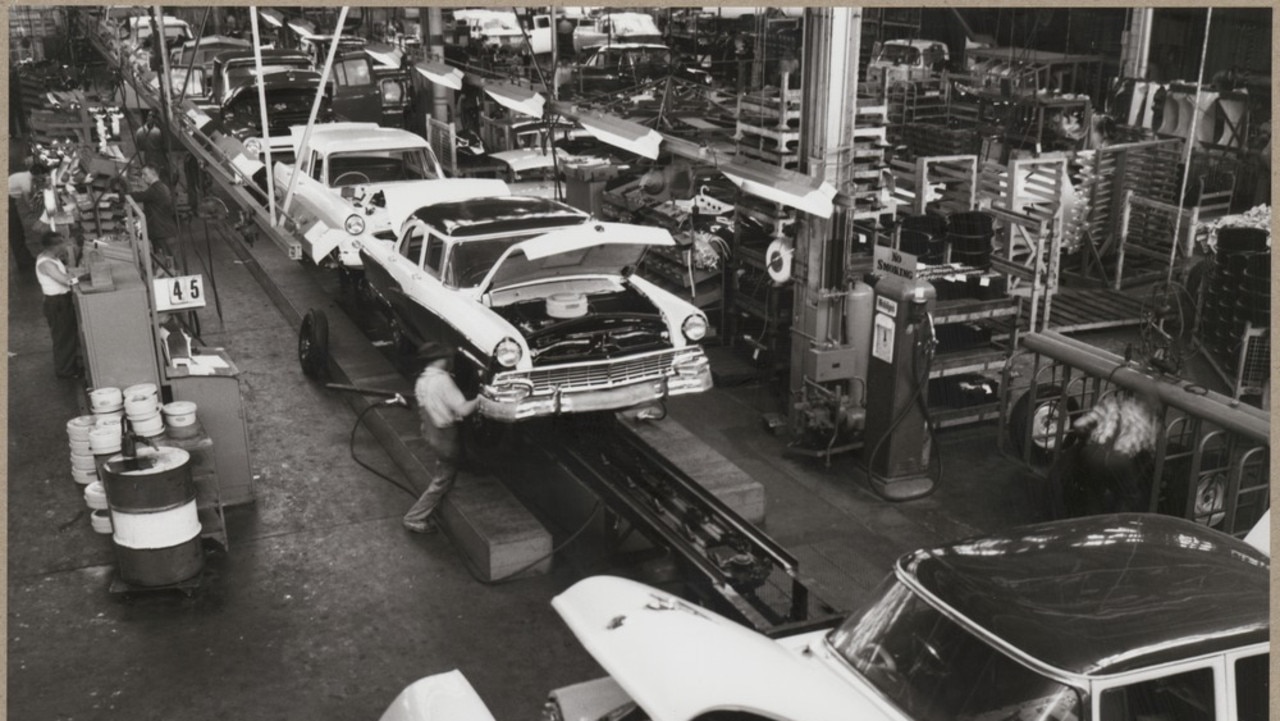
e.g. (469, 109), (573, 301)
(546, 514), (1270, 721)
(271, 122), (507, 267)
(357, 196), (714, 422)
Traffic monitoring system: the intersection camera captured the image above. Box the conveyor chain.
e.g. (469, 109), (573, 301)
(532, 414), (840, 636)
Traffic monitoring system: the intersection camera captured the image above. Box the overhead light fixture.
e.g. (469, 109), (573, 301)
(720, 157), (836, 218)
(287, 21), (317, 40)
(483, 82), (545, 119)
(576, 112), (661, 159)
(364, 42), (403, 68)
(415, 60), (463, 91)
(257, 9), (284, 28)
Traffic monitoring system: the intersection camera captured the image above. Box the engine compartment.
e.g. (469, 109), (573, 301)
(492, 282), (670, 363)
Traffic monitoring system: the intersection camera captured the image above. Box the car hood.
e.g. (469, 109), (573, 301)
(363, 179), (512, 232)
(478, 222), (674, 293)
(552, 576), (876, 721)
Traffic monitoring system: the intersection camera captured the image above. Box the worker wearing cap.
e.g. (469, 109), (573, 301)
(403, 341), (478, 534)
(119, 163), (178, 261)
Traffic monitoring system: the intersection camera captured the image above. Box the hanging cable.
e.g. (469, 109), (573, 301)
(1165, 8), (1213, 287)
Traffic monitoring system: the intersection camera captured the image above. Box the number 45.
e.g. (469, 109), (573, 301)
(171, 278), (201, 301)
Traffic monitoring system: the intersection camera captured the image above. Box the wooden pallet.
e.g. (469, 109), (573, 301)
(1038, 287), (1146, 333)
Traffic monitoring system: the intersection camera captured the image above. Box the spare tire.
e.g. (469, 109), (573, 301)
(298, 309), (330, 380)
(1008, 384), (1079, 465)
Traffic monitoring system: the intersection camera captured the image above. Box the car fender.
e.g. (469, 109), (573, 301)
(358, 240), (531, 370)
(626, 273), (705, 346)
(552, 576), (881, 721)
(378, 669), (496, 721)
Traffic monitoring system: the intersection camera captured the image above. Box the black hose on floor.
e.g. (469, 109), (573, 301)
(348, 402), (419, 498)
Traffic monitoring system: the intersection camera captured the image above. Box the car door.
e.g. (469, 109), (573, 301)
(329, 53), (382, 123)
(1093, 657), (1227, 721)
(375, 221), (449, 350)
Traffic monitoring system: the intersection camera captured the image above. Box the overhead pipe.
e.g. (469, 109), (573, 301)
(249, 7), (277, 227)
(1021, 331), (1269, 443)
(281, 5), (350, 219)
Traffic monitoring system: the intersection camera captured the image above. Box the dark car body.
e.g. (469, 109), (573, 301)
(168, 35), (251, 105)
(567, 43), (704, 97)
(370, 61), (410, 129)
(210, 49), (333, 140)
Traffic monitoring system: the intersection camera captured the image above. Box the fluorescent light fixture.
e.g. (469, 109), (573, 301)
(364, 42), (403, 68)
(483, 82), (545, 119)
(415, 60), (463, 91)
(287, 22), (318, 40)
(257, 9), (284, 28)
(720, 157), (836, 218)
(577, 113), (662, 159)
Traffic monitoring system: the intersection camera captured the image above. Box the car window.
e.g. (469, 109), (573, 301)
(829, 578), (1084, 721)
(327, 148), (440, 185)
(336, 58), (372, 86)
(1099, 667), (1214, 721)
(310, 153), (324, 182)
(424, 237), (444, 277)
(1233, 653), (1267, 721)
(399, 224), (425, 265)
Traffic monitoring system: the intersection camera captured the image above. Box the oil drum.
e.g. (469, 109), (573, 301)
(101, 448), (203, 587)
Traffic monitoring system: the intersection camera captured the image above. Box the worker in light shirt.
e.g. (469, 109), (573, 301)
(34, 231), (83, 379)
(402, 341), (478, 534)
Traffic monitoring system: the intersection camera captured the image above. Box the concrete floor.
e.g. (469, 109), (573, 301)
(7, 188), (1238, 718)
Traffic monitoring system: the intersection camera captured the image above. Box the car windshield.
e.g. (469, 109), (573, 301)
(327, 148), (441, 186)
(828, 577), (1084, 721)
(878, 44), (921, 65)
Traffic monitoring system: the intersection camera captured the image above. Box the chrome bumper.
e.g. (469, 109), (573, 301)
(479, 349), (713, 422)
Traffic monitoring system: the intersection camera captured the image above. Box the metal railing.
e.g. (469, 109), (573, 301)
(1001, 331), (1269, 538)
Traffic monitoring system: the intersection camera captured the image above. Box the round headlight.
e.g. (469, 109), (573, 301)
(494, 337), (522, 368)
(681, 314), (707, 342)
(242, 136), (262, 158)
(344, 214), (366, 235)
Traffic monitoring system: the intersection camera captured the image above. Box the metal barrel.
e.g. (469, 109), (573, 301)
(946, 211), (995, 267)
(101, 448), (203, 587)
(899, 214), (947, 264)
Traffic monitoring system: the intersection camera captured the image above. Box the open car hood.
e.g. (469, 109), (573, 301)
(552, 576), (869, 721)
(478, 222), (674, 293)
(369, 179), (511, 231)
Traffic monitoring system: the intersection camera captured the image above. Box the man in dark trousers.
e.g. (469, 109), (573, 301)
(35, 232), (83, 378)
(121, 163), (178, 260)
(403, 341), (479, 534)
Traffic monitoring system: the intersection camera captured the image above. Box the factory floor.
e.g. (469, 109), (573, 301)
(6, 202), (1238, 719)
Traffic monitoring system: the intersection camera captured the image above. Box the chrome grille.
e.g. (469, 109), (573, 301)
(499, 349), (694, 394)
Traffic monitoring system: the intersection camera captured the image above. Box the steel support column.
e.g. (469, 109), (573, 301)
(425, 7), (450, 122)
(788, 8), (862, 428)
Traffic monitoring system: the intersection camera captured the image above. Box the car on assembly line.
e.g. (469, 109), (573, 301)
(269, 122), (508, 269)
(356, 195), (714, 423)
(564, 43), (708, 98)
(210, 49), (333, 141)
(536, 513), (1271, 721)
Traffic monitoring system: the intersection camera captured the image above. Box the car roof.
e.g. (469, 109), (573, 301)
(214, 49), (312, 65)
(300, 125), (428, 154)
(411, 196), (588, 239)
(901, 514), (1270, 677)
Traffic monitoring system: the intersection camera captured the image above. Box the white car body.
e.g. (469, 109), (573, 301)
(358, 196), (713, 421)
(270, 122), (509, 267)
(573, 12), (662, 51)
(868, 39), (949, 87)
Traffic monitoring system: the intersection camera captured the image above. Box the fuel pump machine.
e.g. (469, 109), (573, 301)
(863, 246), (937, 500)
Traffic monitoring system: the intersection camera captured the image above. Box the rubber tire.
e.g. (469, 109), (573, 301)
(299, 309), (330, 380)
(1159, 447), (1228, 529)
(1009, 385), (1079, 465)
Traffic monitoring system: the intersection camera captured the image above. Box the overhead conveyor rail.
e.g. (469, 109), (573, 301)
(88, 12), (306, 260)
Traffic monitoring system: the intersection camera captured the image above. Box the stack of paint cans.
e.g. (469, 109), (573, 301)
(88, 416), (123, 480)
(123, 383), (166, 439)
(67, 415), (99, 486)
(89, 387), (124, 422)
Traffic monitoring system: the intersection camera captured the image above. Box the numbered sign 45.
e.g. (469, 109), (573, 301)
(153, 275), (207, 311)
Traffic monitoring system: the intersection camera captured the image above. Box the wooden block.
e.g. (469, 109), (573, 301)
(440, 470), (553, 582)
